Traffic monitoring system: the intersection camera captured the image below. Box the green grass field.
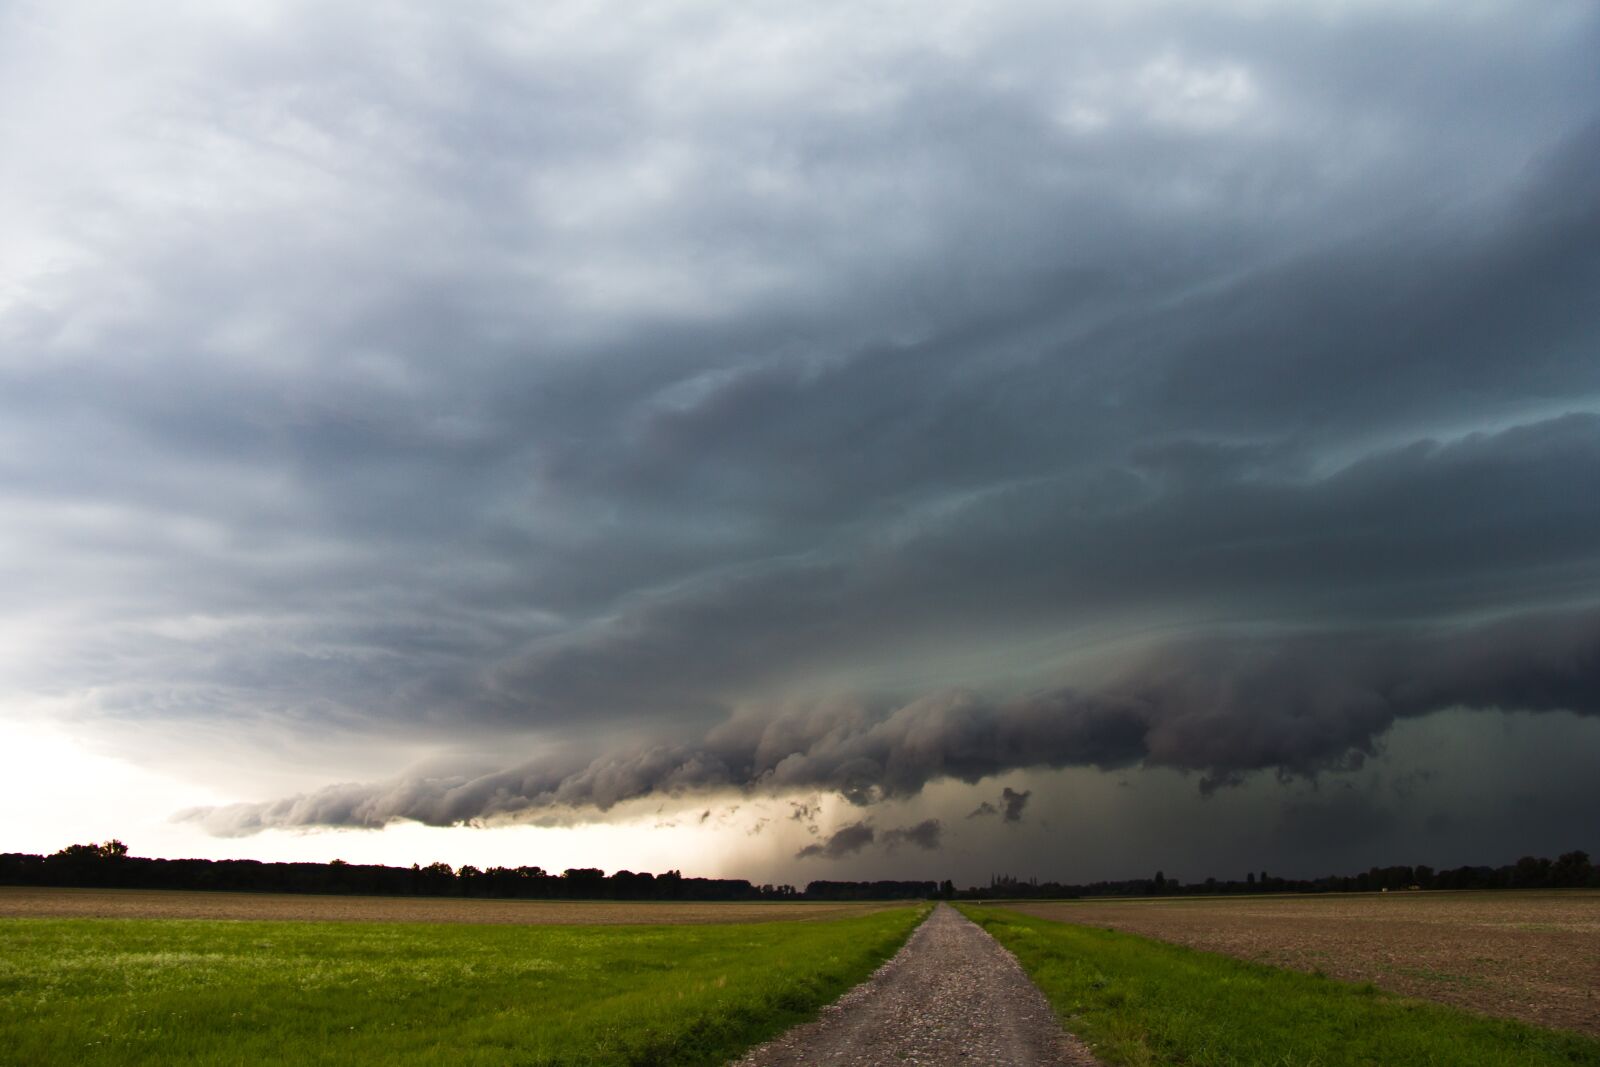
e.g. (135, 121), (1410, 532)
(959, 905), (1600, 1067)
(0, 906), (925, 1066)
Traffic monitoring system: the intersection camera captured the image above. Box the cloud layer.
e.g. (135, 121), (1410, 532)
(184, 605), (1600, 834)
(3, 1), (1598, 870)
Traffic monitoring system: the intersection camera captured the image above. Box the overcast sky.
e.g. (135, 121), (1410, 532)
(2, 0), (1597, 885)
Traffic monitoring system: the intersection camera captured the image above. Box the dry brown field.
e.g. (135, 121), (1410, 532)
(1008, 890), (1600, 1038)
(0, 885), (895, 925)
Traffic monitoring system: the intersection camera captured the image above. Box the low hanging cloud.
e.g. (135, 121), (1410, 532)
(967, 787), (1030, 822)
(183, 605), (1600, 836)
(883, 819), (944, 851)
(796, 821), (876, 860)
(794, 818), (942, 859)
(1002, 788), (1031, 823)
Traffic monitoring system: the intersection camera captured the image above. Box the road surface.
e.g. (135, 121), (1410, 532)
(732, 903), (1101, 1066)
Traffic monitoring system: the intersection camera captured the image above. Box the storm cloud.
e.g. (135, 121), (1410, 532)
(1001, 790), (1031, 824)
(968, 788), (1030, 823)
(793, 818), (942, 859)
(3, 1), (1598, 872)
(883, 819), (944, 852)
(185, 604), (1600, 834)
(797, 822), (877, 860)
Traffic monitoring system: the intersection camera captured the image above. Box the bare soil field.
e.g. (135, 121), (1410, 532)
(0, 885), (895, 925)
(1008, 890), (1600, 1038)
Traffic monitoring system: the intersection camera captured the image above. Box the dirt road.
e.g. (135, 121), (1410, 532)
(732, 903), (1099, 1066)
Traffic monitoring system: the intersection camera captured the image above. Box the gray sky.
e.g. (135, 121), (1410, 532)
(2, 0), (1597, 884)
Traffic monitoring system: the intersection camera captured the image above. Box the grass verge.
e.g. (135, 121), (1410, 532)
(0, 905), (926, 1066)
(959, 905), (1600, 1067)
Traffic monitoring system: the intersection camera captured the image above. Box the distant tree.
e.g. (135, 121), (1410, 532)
(1512, 855), (1551, 888)
(1552, 851), (1592, 887)
(53, 840), (127, 861)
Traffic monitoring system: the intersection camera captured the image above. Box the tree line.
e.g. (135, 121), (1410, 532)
(1, 841), (1593, 902)
(965, 850), (1597, 900)
(0, 842), (937, 901)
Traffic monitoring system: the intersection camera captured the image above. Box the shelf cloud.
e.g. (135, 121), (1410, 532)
(3, 0), (1598, 875)
(183, 605), (1600, 835)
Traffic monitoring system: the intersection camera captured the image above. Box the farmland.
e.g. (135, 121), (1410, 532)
(0, 896), (925, 1066)
(963, 904), (1600, 1067)
(0, 886), (894, 925)
(1005, 890), (1600, 1038)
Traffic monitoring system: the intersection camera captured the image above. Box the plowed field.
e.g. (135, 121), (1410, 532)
(1008, 890), (1600, 1037)
(0, 885), (892, 924)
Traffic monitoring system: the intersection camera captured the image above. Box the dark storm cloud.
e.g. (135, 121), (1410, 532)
(889, 825), (934, 857)
(3, 2), (1599, 865)
(459, 411), (1600, 730)
(883, 819), (944, 852)
(1001, 789), (1031, 824)
(793, 818), (940, 859)
(797, 822), (876, 860)
(185, 603), (1600, 833)
(967, 788), (1029, 822)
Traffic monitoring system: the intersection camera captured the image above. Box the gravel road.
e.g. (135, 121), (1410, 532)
(731, 903), (1101, 1066)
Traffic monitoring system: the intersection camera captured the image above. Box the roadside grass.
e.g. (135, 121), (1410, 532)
(959, 905), (1600, 1067)
(0, 905), (926, 1066)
